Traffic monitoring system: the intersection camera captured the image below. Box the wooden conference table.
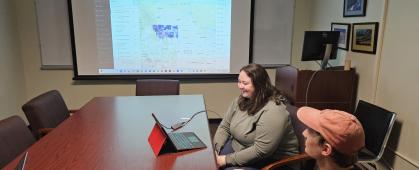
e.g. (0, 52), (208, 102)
(5, 95), (218, 170)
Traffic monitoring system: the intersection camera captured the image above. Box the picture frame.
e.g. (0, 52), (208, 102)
(331, 23), (351, 50)
(343, 0), (367, 17)
(351, 22), (379, 54)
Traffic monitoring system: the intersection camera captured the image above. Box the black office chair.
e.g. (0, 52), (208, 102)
(0, 116), (36, 168)
(354, 100), (396, 163)
(135, 79), (180, 96)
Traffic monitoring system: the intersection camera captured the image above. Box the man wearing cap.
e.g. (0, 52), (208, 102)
(297, 107), (365, 170)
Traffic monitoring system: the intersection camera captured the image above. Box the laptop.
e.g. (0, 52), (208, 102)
(148, 113), (206, 156)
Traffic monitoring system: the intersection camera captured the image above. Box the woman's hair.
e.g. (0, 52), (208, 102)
(315, 130), (359, 168)
(238, 63), (283, 115)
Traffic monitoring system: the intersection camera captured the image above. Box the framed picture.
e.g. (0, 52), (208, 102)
(343, 0), (367, 17)
(351, 22), (379, 54)
(331, 23), (351, 50)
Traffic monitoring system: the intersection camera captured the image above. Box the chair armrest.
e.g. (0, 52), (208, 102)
(38, 128), (54, 137)
(262, 153), (311, 170)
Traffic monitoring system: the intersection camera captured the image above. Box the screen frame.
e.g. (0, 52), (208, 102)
(68, 0), (255, 80)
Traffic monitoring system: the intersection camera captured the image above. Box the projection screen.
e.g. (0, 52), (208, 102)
(69, 0), (252, 79)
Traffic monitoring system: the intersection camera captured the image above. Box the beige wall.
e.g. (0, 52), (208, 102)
(376, 0), (419, 169)
(290, 0), (312, 68)
(297, 0), (419, 169)
(295, 0), (386, 102)
(0, 0), (26, 120)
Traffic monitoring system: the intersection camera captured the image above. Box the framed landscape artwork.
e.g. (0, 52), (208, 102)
(331, 23), (351, 50)
(351, 22), (379, 54)
(344, 0), (367, 17)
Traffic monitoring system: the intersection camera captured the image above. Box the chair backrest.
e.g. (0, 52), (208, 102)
(22, 90), (70, 136)
(354, 100), (396, 162)
(286, 104), (308, 153)
(135, 79), (180, 96)
(286, 104), (316, 170)
(0, 116), (36, 168)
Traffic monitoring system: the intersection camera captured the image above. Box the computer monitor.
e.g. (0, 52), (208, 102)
(301, 31), (339, 70)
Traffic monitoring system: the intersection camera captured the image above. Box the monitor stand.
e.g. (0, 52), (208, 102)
(320, 44), (333, 70)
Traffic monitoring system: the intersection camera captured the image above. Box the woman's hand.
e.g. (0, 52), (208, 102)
(215, 151), (227, 167)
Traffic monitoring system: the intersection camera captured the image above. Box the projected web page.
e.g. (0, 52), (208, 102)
(99, 0), (232, 74)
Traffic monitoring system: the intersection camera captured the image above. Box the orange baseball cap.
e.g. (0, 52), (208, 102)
(297, 107), (365, 155)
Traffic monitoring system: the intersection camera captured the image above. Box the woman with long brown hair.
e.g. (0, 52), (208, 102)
(213, 63), (299, 169)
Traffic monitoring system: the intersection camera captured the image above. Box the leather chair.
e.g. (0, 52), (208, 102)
(135, 79), (180, 96)
(354, 100), (396, 163)
(22, 90), (76, 138)
(262, 104), (314, 170)
(0, 116), (36, 168)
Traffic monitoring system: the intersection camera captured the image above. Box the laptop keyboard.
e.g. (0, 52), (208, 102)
(170, 133), (194, 150)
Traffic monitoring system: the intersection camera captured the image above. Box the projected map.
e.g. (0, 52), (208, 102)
(102, 0), (231, 74)
(153, 25), (178, 39)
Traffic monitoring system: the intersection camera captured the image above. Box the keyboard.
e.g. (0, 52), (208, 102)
(168, 132), (206, 151)
(169, 133), (194, 150)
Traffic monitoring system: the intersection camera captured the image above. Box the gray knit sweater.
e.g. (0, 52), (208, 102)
(213, 98), (299, 166)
